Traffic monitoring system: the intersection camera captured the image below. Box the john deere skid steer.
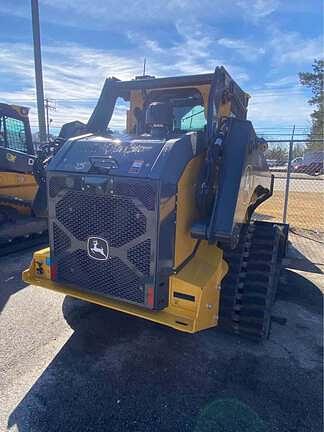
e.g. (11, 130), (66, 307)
(0, 103), (47, 254)
(0, 103), (86, 255)
(23, 66), (288, 340)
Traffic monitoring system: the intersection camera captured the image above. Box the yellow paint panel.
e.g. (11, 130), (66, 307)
(0, 171), (37, 215)
(219, 101), (232, 118)
(23, 241), (228, 334)
(174, 154), (204, 268)
(0, 171), (37, 201)
(170, 241), (228, 331)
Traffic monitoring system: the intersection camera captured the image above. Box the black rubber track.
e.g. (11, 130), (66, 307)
(0, 198), (48, 257)
(0, 232), (48, 257)
(219, 221), (288, 342)
(0, 195), (32, 209)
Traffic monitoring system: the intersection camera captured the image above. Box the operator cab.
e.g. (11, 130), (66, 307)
(139, 88), (207, 138)
(0, 103), (35, 174)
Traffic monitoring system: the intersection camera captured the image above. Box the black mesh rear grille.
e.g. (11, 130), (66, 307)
(128, 240), (151, 277)
(56, 190), (146, 247)
(49, 176), (66, 198)
(115, 182), (156, 211)
(50, 178), (158, 306)
(57, 250), (144, 304)
(53, 223), (70, 256)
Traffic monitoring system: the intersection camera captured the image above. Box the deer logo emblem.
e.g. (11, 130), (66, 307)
(87, 237), (109, 261)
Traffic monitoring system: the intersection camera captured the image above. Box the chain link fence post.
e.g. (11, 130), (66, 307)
(282, 125), (295, 224)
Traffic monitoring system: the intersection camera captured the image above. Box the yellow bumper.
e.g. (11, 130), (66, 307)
(23, 242), (228, 333)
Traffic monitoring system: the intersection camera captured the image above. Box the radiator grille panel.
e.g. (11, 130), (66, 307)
(53, 223), (70, 256)
(115, 182), (156, 211)
(49, 176), (66, 198)
(56, 190), (146, 247)
(50, 177), (157, 306)
(128, 240), (151, 277)
(57, 250), (145, 303)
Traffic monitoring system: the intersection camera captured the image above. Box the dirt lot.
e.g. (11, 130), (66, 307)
(256, 172), (324, 231)
(0, 248), (323, 432)
(257, 190), (324, 231)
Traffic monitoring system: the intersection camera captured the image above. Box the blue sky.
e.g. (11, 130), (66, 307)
(0, 0), (322, 136)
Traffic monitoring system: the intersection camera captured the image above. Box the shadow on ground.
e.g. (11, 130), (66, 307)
(279, 269), (323, 314)
(286, 240), (324, 273)
(0, 249), (38, 313)
(7, 274), (323, 432)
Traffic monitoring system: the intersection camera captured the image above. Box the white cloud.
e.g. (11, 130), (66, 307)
(131, 23), (250, 81)
(268, 29), (323, 65)
(264, 75), (300, 88)
(0, 41), (144, 130)
(1, 39), (247, 131)
(0, 37), (311, 132)
(217, 38), (266, 61)
(0, 0), (318, 134)
(248, 90), (312, 128)
(237, 0), (280, 19)
(144, 40), (164, 54)
(2, 0), (282, 32)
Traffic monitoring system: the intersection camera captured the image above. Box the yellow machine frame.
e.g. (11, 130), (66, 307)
(22, 147), (228, 333)
(23, 242), (227, 333)
(21, 79), (244, 334)
(0, 171), (38, 215)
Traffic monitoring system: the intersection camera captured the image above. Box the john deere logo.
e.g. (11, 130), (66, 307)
(87, 237), (109, 261)
(6, 153), (16, 163)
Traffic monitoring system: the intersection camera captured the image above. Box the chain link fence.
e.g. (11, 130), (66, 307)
(255, 140), (324, 232)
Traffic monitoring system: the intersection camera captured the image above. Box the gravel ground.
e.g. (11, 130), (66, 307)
(0, 248), (323, 432)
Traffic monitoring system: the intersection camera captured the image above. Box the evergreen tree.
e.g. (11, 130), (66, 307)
(299, 59), (324, 150)
(266, 145), (288, 163)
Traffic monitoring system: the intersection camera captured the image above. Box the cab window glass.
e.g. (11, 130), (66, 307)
(174, 105), (206, 131)
(0, 116), (28, 152)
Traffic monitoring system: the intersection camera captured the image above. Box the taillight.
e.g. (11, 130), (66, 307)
(50, 263), (58, 280)
(147, 287), (154, 308)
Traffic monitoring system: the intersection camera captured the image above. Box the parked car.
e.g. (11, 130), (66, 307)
(266, 159), (279, 168)
(291, 152), (324, 176)
(291, 156), (303, 171)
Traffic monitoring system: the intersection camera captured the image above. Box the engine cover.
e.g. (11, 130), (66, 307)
(47, 132), (204, 309)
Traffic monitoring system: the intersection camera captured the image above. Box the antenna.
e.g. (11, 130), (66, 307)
(143, 57), (146, 76)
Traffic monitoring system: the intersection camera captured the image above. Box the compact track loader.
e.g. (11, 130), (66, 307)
(0, 103), (48, 254)
(0, 103), (85, 255)
(23, 67), (288, 340)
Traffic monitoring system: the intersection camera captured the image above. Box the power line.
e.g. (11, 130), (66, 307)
(1, 89), (310, 104)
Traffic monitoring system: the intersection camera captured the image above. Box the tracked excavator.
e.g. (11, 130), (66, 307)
(23, 66), (288, 341)
(0, 103), (85, 255)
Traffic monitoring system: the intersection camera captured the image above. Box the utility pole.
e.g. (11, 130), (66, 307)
(143, 57), (146, 76)
(31, 0), (47, 143)
(44, 98), (56, 140)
